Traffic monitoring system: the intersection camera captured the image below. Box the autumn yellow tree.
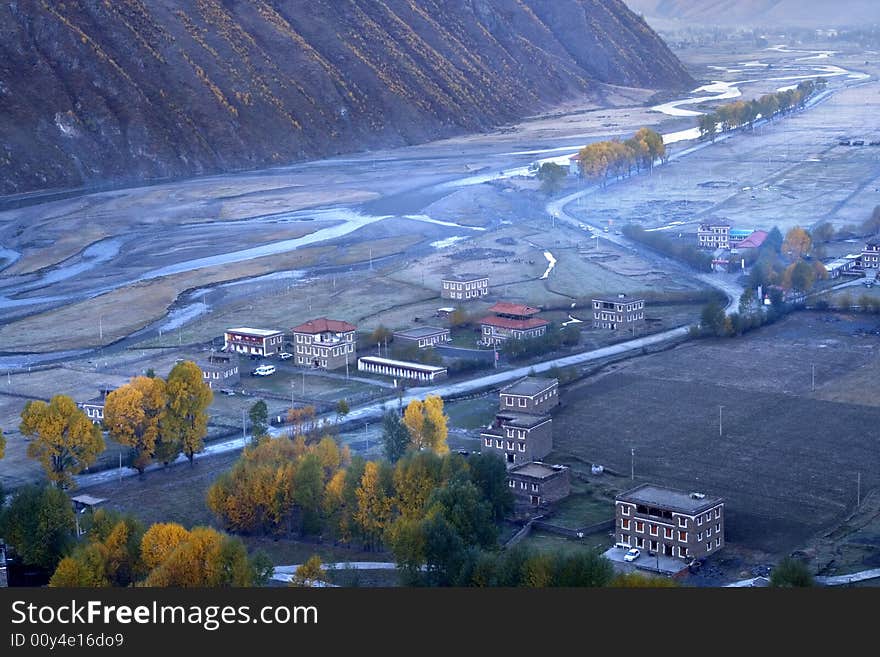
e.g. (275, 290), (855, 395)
(291, 555), (328, 587)
(393, 451), (443, 520)
(403, 395), (448, 454)
(140, 522), (191, 570)
(20, 395), (105, 489)
(0, 427), (5, 460)
(782, 227), (813, 260)
(143, 527), (255, 587)
(354, 461), (393, 550)
(104, 376), (166, 474)
(165, 361), (212, 464)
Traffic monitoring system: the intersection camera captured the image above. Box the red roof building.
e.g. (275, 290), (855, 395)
(480, 302), (548, 346)
(291, 318), (357, 371)
(735, 230), (768, 250)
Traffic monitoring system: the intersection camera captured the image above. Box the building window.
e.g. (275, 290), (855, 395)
(678, 546), (688, 558)
(650, 525), (658, 537)
(506, 396), (513, 406)
(664, 528), (673, 539)
(697, 532), (703, 541)
(716, 537), (721, 547)
(678, 517), (687, 528)
(520, 482), (527, 490)
(636, 537), (644, 548)
(635, 521), (644, 533)
(518, 398), (526, 407)
(697, 516), (703, 526)
(715, 509), (721, 519)
(518, 443), (525, 452)
(716, 523), (721, 532)
(707, 527), (712, 537)
(620, 534), (629, 546)
(621, 505), (630, 517)
(678, 531), (687, 542)
(707, 543), (712, 551)
(622, 519), (630, 530)
(508, 480), (514, 488)
(485, 438), (492, 447)
(531, 484), (538, 492)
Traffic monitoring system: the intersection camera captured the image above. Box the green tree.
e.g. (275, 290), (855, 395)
(770, 557), (814, 587)
(165, 361), (213, 464)
(467, 453), (514, 522)
(294, 453), (324, 535)
(537, 162), (568, 195)
(0, 485), (74, 571)
(20, 395), (105, 489)
(789, 259), (817, 292)
(426, 478), (497, 549)
(393, 451), (443, 520)
(335, 399), (350, 423)
(382, 409), (412, 463)
(700, 301), (727, 337)
(765, 226), (784, 254)
(249, 400), (269, 440)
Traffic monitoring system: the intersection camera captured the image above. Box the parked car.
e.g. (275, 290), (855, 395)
(251, 364), (276, 376)
(278, 352), (293, 360)
(623, 548), (641, 562)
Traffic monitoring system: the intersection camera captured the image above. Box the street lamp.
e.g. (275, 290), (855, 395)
(719, 405), (724, 437)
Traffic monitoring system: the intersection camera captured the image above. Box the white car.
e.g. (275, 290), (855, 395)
(251, 364), (276, 376)
(278, 352), (293, 360)
(623, 548), (641, 562)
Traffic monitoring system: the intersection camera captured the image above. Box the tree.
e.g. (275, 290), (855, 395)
(249, 400), (269, 440)
(765, 226), (784, 254)
(104, 376), (166, 474)
(0, 485), (74, 571)
(700, 301), (727, 337)
(0, 427), (5, 460)
(403, 396), (449, 454)
(467, 453), (514, 522)
(293, 453), (324, 534)
(141, 522), (191, 570)
(354, 461), (393, 549)
(143, 527), (256, 587)
(165, 361), (212, 464)
(20, 395), (105, 488)
(810, 222), (836, 244)
(291, 555), (328, 587)
(50, 546), (111, 587)
(369, 325), (392, 352)
(393, 451), (444, 520)
(335, 399), (350, 423)
(426, 478), (497, 549)
(770, 557), (814, 587)
(789, 259), (817, 292)
(536, 162), (567, 195)
(782, 227), (812, 259)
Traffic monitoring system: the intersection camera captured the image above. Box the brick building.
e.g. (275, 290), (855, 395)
(615, 484), (725, 563)
(481, 412), (553, 466)
(393, 326), (451, 349)
(862, 239), (880, 270)
(291, 318), (357, 370)
(508, 462), (571, 506)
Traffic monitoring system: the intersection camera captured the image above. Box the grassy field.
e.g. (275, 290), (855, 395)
(517, 529), (610, 556)
(552, 311), (880, 559)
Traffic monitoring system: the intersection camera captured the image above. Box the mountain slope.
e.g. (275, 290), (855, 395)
(0, 0), (693, 195)
(625, 0), (880, 27)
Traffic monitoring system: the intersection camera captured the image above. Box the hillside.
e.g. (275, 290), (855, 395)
(0, 0), (693, 196)
(625, 0), (880, 28)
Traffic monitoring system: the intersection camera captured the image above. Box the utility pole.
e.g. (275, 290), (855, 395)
(369, 248), (373, 270)
(857, 472), (861, 508)
(242, 408), (247, 441)
(811, 363), (816, 392)
(99, 315), (103, 342)
(302, 371), (305, 396)
(719, 406), (724, 437)
(631, 447), (635, 480)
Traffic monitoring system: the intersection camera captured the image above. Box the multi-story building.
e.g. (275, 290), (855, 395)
(78, 387), (115, 424)
(698, 220), (731, 250)
(480, 302), (548, 346)
(480, 411), (553, 466)
(441, 274), (489, 301)
(224, 328), (284, 358)
(291, 318), (357, 370)
(508, 462), (571, 506)
(861, 239), (880, 270)
(499, 377), (559, 415)
(392, 326), (451, 349)
(592, 295), (645, 331)
(199, 352), (240, 390)
(615, 484), (725, 563)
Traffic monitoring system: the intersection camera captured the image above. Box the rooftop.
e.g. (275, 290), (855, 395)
(617, 483), (723, 515)
(488, 302), (540, 317)
(493, 412), (551, 429)
(443, 273), (488, 282)
(292, 318), (357, 334)
(509, 462), (568, 479)
(393, 326), (450, 339)
(226, 327), (283, 337)
(70, 494), (108, 507)
(593, 294), (645, 304)
(480, 316), (549, 330)
(358, 356), (447, 374)
(501, 376), (558, 397)
(735, 230), (768, 249)
(698, 219), (731, 228)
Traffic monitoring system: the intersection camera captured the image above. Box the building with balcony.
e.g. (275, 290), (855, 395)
(291, 318), (357, 370)
(592, 295), (645, 331)
(224, 327), (284, 358)
(615, 484), (725, 563)
(199, 351), (240, 390)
